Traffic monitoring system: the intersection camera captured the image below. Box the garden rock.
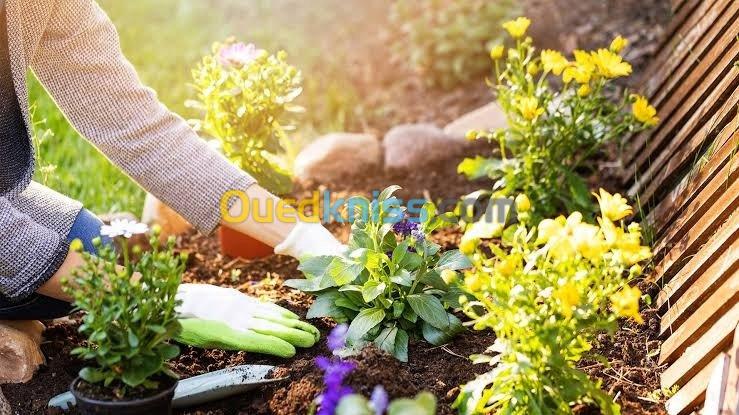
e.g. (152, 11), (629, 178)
(0, 320), (45, 384)
(141, 193), (193, 240)
(443, 101), (507, 139)
(293, 133), (381, 182)
(383, 123), (466, 171)
(0, 388), (8, 415)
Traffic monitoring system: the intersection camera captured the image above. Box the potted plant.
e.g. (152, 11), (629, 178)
(190, 40), (303, 259)
(63, 221), (185, 414)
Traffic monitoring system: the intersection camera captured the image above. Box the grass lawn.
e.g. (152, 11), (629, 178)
(30, 0), (370, 214)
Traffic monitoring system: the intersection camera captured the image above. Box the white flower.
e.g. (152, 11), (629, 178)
(101, 219), (149, 239)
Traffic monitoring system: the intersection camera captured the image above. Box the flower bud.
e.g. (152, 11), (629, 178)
(151, 224), (162, 236)
(69, 238), (84, 253)
(515, 194), (531, 212)
(441, 269), (458, 285)
(490, 45), (505, 60)
(629, 264), (643, 277)
(465, 130), (478, 141)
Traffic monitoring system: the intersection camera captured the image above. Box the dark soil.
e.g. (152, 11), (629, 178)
(73, 375), (176, 402)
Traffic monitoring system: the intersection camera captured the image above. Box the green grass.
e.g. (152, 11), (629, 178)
(30, 0), (369, 214)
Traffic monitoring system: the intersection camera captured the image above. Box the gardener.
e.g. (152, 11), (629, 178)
(0, 0), (344, 363)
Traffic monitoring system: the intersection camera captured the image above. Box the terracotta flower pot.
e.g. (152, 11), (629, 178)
(218, 227), (273, 259)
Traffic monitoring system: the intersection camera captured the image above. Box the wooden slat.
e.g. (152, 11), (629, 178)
(653, 160), (739, 259)
(650, 186), (739, 284)
(630, 81), (739, 205)
(721, 325), (739, 415)
(661, 302), (739, 389)
(666, 353), (727, 415)
(648, 128), (739, 237)
(624, 0), (736, 167)
(704, 353), (731, 415)
(659, 270), (739, 363)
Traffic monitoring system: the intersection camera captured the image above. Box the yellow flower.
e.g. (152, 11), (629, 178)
(632, 95), (659, 126)
(591, 49), (632, 78)
(441, 269), (458, 285)
(502, 17), (531, 39)
(615, 245), (652, 266)
(610, 286), (644, 324)
(465, 130), (478, 141)
(627, 222), (642, 234)
(514, 96), (545, 121)
(464, 272), (487, 292)
(577, 84), (591, 97)
(490, 45), (505, 60)
(593, 188), (633, 221)
(495, 255), (520, 277)
(536, 218), (564, 245)
(554, 282), (580, 318)
(563, 65), (592, 84)
(460, 237), (478, 255)
(610, 35), (629, 53)
(540, 50), (569, 75)
(515, 194), (531, 212)
(527, 62), (540, 76)
(572, 223), (608, 261)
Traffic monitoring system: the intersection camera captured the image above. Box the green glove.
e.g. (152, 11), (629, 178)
(174, 284), (320, 357)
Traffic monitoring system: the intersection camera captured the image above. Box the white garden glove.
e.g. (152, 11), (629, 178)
(274, 221), (346, 258)
(174, 284), (320, 357)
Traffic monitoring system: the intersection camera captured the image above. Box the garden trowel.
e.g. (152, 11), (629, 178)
(48, 364), (287, 410)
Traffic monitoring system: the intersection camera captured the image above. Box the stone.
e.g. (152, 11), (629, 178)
(294, 133), (381, 182)
(383, 123), (465, 171)
(141, 193), (193, 240)
(443, 101), (507, 139)
(0, 320), (45, 384)
(0, 387), (9, 415)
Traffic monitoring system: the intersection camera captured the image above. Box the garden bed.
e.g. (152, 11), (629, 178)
(7, 153), (665, 414)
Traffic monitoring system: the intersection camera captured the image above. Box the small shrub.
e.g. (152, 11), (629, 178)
(286, 186), (470, 362)
(189, 41), (303, 194)
(460, 18), (658, 217)
(63, 223), (185, 397)
(390, 0), (517, 89)
(453, 190), (652, 415)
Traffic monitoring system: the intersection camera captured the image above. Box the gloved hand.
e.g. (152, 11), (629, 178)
(174, 284), (320, 358)
(274, 221), (346, 258)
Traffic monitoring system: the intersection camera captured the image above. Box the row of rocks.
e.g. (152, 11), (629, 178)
(293, 101), (505, 183)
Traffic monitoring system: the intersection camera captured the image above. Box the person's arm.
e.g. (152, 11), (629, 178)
(0, 197), (72, 301)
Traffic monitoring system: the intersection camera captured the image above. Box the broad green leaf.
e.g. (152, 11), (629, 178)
(158, 343), (180, 360)
(127, 329), (139, 348)
(421, 314), (464, 346)
(335, 297), (360, 311)
(307, 291), (344, 319)
(361, 281), (386, 303)
(298, 255), (334, 278)
(378, 185), (402, 202)
(457, 156), (502, 180)
(399, 252), (424, 271)
(346, 308), (385, 342)
(388, 392), (437, 415)
(336, 394), (374, 415)
(394, 328), (409, 362)
(374, 326), (398, 355)
(407, 294), (450, 330)
(390, 269), (413, 287)
(79, 367), (105, 383)
(328, 258), (364, 285)
(419, 270), (448, 291)
(284, 277), (331, 292)
(436, 250), (472, 271)
(391, 240), (410, 266)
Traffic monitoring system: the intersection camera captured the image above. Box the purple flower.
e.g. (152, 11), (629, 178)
(218, 42), (260, 68)
(370, 385), (389, 415)
(327, 324), (349, 353)
(411, 228), (426, 243)
(392, 219), (420, 237)
(316, 356), (356, 415)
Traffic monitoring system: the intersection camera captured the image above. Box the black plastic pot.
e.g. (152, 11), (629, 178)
(70, 377), (177, 415)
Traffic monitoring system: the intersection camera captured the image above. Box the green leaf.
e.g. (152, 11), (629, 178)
(435, 250), (472, 271)
(127, 330), (139, 348)
(564, 170), (592, 213)
(399, 252), (424, 271)
(421, 314), (464, 346)
(394, 328), (409, 362)
(391, 240), (410, 266)
(457, 156), (502, 180)
(374, 326), (398, 355)
(158, 343), (180, 360)
(346, 308), (385, 342)
(79, 367), (106, 383)
(336, 394), (374, 415)
(307, 291), (344, 319)
(361, 281), (386, 303)
(378, 185), (402, 202)
(407, 294), (450, 330)
(328, 257), (364, 285)
(388, 392), (437, 415)
(298, 255), (334, 278)
(390, 269), (413, 287)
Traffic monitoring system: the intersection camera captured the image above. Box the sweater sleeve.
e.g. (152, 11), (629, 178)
(29, 0), (256, 234)
(0, 196), (70, 301)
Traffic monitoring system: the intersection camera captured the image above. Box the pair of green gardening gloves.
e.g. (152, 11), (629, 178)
(174, 283), (320, 358)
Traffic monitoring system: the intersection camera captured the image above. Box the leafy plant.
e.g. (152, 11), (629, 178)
(314, 324), (437, 415)
(390, 0), (517, 89)
(460, 18), (658, 217)
(286, 186), (471, 361)
(189, 40), (303, 194)
(63, 224), (185, 397)
(453, 190), (652, 414)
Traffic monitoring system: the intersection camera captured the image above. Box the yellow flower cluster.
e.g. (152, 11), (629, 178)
(514, 96), (545, 121)
(502, 17), (531, 39)
(632, 95), (660, 126)
(610, 285), (643, 323)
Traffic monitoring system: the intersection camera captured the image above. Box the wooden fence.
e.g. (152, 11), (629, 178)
(620, 0), (738, 413)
